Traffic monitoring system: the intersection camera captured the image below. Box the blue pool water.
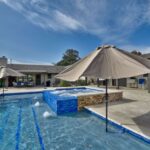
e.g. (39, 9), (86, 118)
(50, 87), (104, 96)
(0, 93), (150, 150)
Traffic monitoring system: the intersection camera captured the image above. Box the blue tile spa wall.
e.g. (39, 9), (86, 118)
(43, 91), (78, 115)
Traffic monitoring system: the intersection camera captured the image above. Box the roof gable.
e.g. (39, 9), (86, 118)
(7, 64), (64, 73)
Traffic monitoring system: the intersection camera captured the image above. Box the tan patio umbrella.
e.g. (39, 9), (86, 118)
(56, 45), (150, 132)
(0, 66), (25, 96)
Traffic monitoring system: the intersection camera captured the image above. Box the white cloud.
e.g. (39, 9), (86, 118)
(1, 0), (150, 43)
(54, 10), (83, 30)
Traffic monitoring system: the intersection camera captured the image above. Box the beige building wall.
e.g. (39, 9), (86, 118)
(51, 74), (56, 86)
(40, 73), (49, 86)
(32, 74), (36, 86)
(126, 75), (149, 90)
(34, 73), (56, 86)
(41, 74), (45, 85)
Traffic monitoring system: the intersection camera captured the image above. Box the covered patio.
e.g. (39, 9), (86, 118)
(0, 63), (64, 87)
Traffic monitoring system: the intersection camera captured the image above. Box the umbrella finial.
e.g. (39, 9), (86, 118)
(96, 46), (101, 50)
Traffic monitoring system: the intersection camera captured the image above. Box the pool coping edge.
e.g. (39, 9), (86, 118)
(85, 107), (150, 144)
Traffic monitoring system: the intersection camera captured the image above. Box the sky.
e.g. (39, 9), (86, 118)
(0, 0), (150, 64)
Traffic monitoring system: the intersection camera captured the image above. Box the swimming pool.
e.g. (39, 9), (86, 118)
(0, 93), (149, 150)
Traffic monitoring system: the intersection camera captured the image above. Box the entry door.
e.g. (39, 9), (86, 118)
(36, 74), (41, 86)
(112, 79), (116, 86)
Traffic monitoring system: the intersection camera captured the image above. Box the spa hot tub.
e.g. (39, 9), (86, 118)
(43, 87), (122, 114)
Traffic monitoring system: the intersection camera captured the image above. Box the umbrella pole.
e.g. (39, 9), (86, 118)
(105, 79), (108, 132)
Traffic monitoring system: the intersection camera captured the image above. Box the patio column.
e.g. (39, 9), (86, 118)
(109, 79), (113, 87)
(148, 74), (150, 93)
(44, 73), (46, 87)
(5, 77), (8, 87)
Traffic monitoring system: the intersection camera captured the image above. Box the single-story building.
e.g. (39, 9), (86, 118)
(1, 53), (150, 89)
(0, 56), (65, 87)
(86, 53), (150, 90)
(142, 53), (150, 60)
(108, 53), (150, 90)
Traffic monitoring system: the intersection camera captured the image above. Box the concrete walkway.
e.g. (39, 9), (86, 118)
(0, 87), (55, 94)
(85, 88), (150, 139)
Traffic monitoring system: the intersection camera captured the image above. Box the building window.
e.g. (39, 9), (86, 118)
(18, 74), (33, 82)
(143, 74), (148, 77)
(18, 77), (24, 82)
(48, 73), (52, 79)
(130, 77), (136, 79)
(27, 74), (33, 82)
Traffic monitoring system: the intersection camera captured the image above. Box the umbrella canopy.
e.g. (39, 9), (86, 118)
(0, 66), (25, 79)
(56, 45), (150, 81)
(0, 66), (25, 97)
(56, 45), (150, 132)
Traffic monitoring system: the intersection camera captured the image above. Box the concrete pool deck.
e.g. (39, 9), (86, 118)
(85, 88), (150, 139)
(0, 87), (55, 94)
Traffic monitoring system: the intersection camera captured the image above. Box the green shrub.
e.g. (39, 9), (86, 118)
(59, 80), (71, 87)
(77, 80), (87, 86)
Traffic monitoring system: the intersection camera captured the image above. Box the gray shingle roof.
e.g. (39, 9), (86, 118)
(7, 64), (65, 74)
(142, 53), (150, 59)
